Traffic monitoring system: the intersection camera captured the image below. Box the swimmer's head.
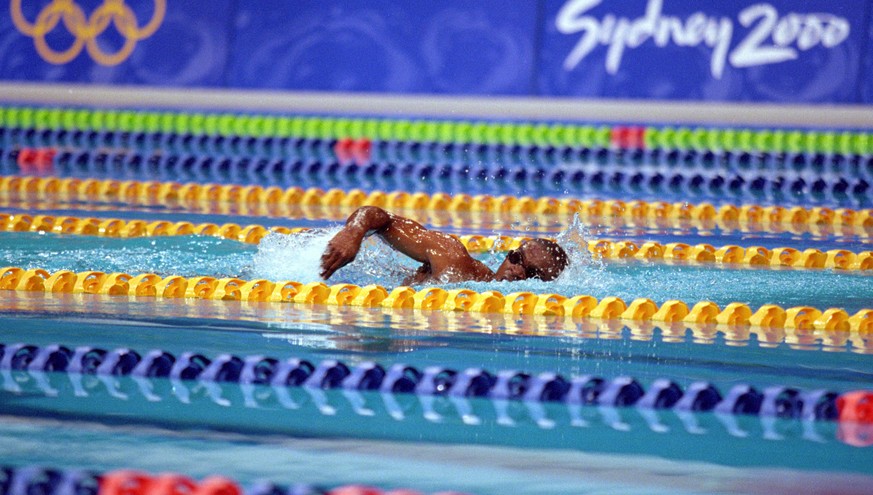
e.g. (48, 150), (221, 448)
(495, 238), (569, 282)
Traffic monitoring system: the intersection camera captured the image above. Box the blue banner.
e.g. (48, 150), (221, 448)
(0, 0), (231, 87)
(1, 0), (872, 105)
(539, 0), (866, 103)
(863, 6), (873, 103)
(227, 0), (538, 95)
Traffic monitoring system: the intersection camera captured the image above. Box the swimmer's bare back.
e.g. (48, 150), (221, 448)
(319, 206), (493, 284)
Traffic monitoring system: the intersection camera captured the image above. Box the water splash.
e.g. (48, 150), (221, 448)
(3, 221), (867, 311)
(248, 228), (416, 286)
(451, 213), (608, 295)
(0, 232), (252, 278)
(249, 228), (336, 283)
(249, 213), (607, 293)
(247, 215), (872, 313)
(554, 213), (603, 281)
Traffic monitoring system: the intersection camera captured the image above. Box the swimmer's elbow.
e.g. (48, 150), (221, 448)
(352, 206), (389, 218)
(347, 206), (392, 234)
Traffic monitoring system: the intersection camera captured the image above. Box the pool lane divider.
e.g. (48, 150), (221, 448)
(0, 128), (873, 206)
(6, 132), (873, 187)
(1, 212), (309, 245)
(8, 361), (871, 450)
(1, 196), (864, 242)
(0, 466), (451, 495)
(8, 126), (873, 167)
(3, 137), (870, 205)
(13, 147), (870, 204)
(1, 267), (871, 333)
(2, 105), (872, 155)
(1, 287), (866, 351)
(1, 176), (871, 238)
(3, 341), (872, 425)
(2, 212), (871, 272)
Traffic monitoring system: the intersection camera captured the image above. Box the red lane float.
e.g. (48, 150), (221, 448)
(837, 390), (873, 423)
(836, 390), (873, 447)
(15, 147), (57, 174)
(98, 470), (467, 495)
(610, 126), (646, 149)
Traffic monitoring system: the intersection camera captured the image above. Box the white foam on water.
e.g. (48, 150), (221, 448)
(248, 213), (609, 295)
(446, 213), (610, 296)
(248, 228), (416, 286)
(249, 228), (338, 282)
(554, 212), (603, 284)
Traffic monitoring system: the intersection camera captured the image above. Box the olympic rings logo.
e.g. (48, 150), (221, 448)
(10, 0), (166, 66)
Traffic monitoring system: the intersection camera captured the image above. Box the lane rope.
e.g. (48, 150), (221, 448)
(6, 374), (870, 447)
(2, 105), (872, 155)
(2, 211), (871, 271)
(6, 130), (872, 183)
(23, 148), (868, 205)
(0, 465), (450, 495)
(1, 266), (871, 333)
(1, 176), (870, 238)
(3, 340), (866, 421)
(1, 286), (866, 350)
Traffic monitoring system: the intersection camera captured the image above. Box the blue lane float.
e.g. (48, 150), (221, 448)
(0, 153), (864, 208)
(30, 149), (872, 205)
(0, 342), (841, 421)
(2, 125), (872, 178)
(2, 122), (872, 204)
(1, 466), (100, 495)
(0, 466), (329, 495)
(1, 351), (858, 456)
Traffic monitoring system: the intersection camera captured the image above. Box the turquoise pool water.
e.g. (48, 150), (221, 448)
(1, 292), (871, 494)
(0, 195), (873, 494)
(1, 215), (870, 312)
(1, 189), (872, 494)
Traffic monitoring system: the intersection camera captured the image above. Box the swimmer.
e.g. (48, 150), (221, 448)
(320, 206), (569, 285)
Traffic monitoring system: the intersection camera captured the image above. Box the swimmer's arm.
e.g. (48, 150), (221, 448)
(402, 262), (432, 286)
(320, 206), (392, 279)
(320, 206), (446, 280)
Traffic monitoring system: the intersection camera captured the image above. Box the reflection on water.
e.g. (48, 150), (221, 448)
(247, 218), (872, 312)
(2, 291), (871, 355)
(2, 212), (870, 311)
(248, 212), (605, 290)
(0, 231), (255, 278)
(3, 401), (872, 495)
(2, 369), (871, 455)
(4, 194), (870, 242)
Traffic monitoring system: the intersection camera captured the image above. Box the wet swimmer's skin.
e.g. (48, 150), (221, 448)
(319, 206), (569, 285)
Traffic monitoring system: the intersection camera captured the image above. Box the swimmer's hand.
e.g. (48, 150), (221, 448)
(320, 230), (362, 280)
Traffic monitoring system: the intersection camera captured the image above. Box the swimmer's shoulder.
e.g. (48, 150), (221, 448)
(429, 255), (494, 283)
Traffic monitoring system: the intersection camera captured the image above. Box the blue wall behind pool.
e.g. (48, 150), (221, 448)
(0, 0), (232, 87)
(2, 0), (872, 105)
(228, 0), (538, 95)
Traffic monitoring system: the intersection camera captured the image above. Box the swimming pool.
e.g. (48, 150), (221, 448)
(1, 106), (872, 495)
